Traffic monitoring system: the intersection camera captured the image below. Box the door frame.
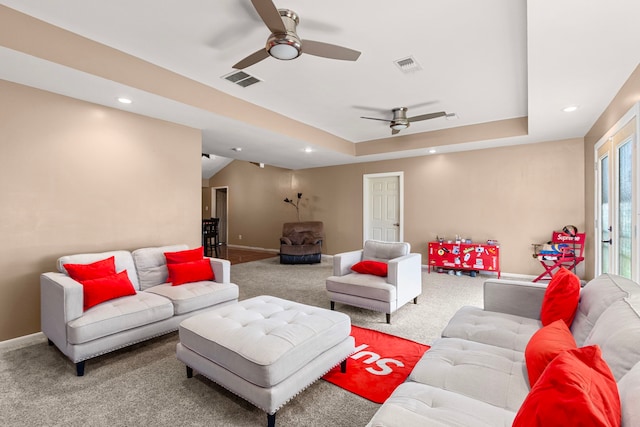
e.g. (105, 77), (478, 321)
(363, 171), (404, 243)
(210, 185), (229, 245)
(594, 102), (639, 280)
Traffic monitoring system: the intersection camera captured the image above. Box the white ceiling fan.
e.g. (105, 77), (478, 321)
(233, 0), (361, 69)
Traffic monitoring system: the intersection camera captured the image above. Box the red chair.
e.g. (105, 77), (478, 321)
(533, 231), (585, 282)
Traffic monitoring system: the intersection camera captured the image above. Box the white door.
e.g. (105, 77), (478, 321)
(595, 113), (638, 280)
(363, 173), (403, 242)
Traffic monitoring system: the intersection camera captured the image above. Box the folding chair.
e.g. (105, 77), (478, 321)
(532, 230), (585, 282)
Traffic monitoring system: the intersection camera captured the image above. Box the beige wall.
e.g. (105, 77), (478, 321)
(209, 138), (585, 277)
(0, 80), (202, 341)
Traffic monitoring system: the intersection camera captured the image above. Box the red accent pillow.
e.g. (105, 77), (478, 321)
(79, 270), (137, 311)
(540, 267), (580, 327)
(164, 247), (204, 264)
(164, 247), (205, 283)
(525, 319), (577, 386)
(167, 259), (214, 286)
(351, 260), (388, 277)
(64, 256), (116, 281)
(513, 345), (621, 427)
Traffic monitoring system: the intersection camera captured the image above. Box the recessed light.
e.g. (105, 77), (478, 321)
(117, 97), (132, 104)
(304, 147), (313, 153)
(428, 149), (437, 154)
(231, 147), (242, 152)
(562, 105), (579, 112)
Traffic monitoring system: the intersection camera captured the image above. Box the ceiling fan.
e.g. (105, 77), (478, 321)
(232, 0), (361, 69)
(361, 107), (453, 135)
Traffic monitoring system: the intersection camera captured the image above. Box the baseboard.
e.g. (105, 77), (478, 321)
(226, 244), (279, 253)
(0, 331), (46, 352)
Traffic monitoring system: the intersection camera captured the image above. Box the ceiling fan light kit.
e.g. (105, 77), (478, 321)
(361, 106), (451, 135)
(233, 0), (361, 69)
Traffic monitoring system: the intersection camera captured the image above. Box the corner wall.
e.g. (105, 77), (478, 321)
(0, 80), (202, 341)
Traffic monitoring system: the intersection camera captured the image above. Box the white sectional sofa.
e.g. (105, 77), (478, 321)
(366, 273), (640, 426)
(40, 244), (239, 376)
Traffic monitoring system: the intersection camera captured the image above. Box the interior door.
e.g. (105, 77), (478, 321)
(595, 117), (637, 279)
(364, 173), (402, 242)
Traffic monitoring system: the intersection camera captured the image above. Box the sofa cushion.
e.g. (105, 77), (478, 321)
(131, 244), (187, 290)
(365, 381), (517, 427)
(524, 319), (577, 386)
(167, 259), (214, 286)
(326, 274), (395, 303)
(63, 256), (116, 281)
(571, 273), (640, 345)
(351, 260), (388, 277)
(540, 267), (580, 327)
(58, 250), (140, 290)
(79, 270), (137, 311)
(66, 291), (174, 344)
(408, 337), (529, 412)
(513, 345), (620, 427)
(145, 281), (239, 315)
(583, 297), (640, 381)
(362, 240), (410, 262)
(618, 361), (640, 427)
(441, 306), (542, 352)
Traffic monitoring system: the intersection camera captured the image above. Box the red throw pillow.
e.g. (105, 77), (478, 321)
(525, 319), (577, 386)
(513, 345), (621, 427)
(64, 256), (116, 281)
(164, 247), (204, 264)
(351, 260), (388, 277)
(165, 247), (205, 283)
(540, 267), (580, 327)
(79, 270), (137, 311)
(167, 259), (214, 286)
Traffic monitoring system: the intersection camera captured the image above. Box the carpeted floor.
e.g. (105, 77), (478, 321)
(1, 257), (486, 427)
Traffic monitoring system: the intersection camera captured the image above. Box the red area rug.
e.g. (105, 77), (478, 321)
(323, 325), (430, 403)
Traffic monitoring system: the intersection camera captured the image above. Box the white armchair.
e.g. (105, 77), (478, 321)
(326, 240), (422, 324)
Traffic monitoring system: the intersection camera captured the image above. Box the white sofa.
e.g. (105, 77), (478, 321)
(366, 273), (640, 426)
(40, 244), (239, 376)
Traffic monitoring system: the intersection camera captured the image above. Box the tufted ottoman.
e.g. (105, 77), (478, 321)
(176, 295), (354, 427)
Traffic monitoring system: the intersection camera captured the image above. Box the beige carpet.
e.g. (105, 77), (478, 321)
(1, 258), (485, 427)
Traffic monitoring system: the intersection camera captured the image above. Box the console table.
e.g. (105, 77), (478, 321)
(428, 241), (500, 278)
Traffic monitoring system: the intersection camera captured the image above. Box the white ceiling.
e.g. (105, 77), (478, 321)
(1, 0), (639, 178)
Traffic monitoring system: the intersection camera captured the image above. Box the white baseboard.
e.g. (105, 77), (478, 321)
(0, 332), (46, 352)
(226, 244), (279, 253)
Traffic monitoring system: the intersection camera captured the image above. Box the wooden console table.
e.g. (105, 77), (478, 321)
(428, 241), (500, 277)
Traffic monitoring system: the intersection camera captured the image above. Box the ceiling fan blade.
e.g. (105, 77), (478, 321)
(233, 48), (270, 69)
(302, 40), (361, 61)
(361, 116), (391, 123)
(250, 0), (286, 33)
(408, 111), (447, 122)
(391, 128), (401, 135)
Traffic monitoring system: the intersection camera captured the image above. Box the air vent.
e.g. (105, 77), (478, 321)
(394, 55), (422, 73)
(222, 70), (262, 88)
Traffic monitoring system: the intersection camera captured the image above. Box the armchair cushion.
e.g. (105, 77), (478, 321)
(362, 240), (410, 262)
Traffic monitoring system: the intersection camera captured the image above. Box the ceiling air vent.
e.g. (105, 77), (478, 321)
(222, 70), (262, 88)
(394, 56), (422, 73)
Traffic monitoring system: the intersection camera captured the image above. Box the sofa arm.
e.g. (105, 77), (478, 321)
(333, 249), (364, 276)
(483, 278), (547, 319)
(208, 257), (231, 283)
(40, 272), (84, 347)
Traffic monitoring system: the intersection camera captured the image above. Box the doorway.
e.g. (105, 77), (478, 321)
(363, 172), (403, 242)
(211, 186), (228, 245)
(595, 104), (638, 280)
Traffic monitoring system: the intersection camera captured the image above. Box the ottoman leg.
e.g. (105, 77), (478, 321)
(186, 366), (193, 378)
(267, 412), (276, 427)
(340, 359), (347, 373)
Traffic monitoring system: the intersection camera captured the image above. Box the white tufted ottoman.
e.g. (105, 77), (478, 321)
(176, 295), (354, 427)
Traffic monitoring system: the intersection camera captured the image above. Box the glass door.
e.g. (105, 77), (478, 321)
(595, 117), (637, 279)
